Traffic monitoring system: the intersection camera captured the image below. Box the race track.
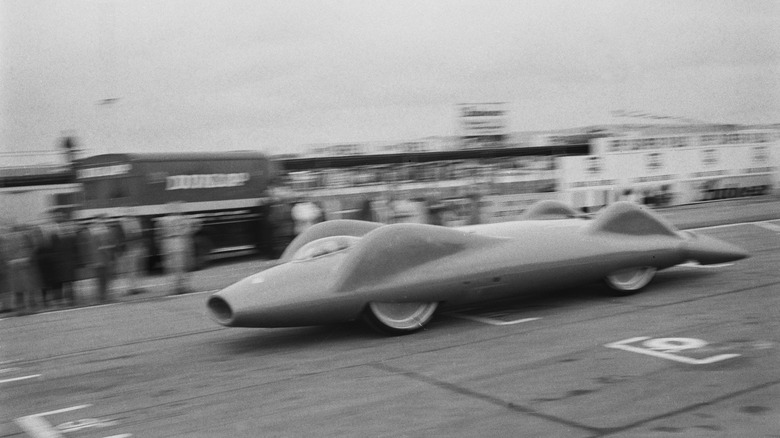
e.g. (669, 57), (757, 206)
(1, 217), (779, 437)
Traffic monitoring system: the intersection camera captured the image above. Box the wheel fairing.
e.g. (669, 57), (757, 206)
(363, 302), (439, 335)
(605, 266), (657, 293)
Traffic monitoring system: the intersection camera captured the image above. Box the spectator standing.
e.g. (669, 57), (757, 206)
(373, 193), (397, 224)
(75, 218), (99, 303)
(425, 198), (446, 226)
(291, 198), (322, 237)
(35, 216), (59, 307)
(32, 208), (78, 308)
(117, 208), (146, 295)
(0, 220), (10, 313)
(466, 193), (483, 225)
(314, 200), (327, 223)
(356, 198), (377, 222)
(268, 197), (295, 259)
(622, 188), (640, 204)
(254, 202), (275, 259)
(392, 197), (427, 224)
(90, 215), (117, 303)
(53, 209), (79, 307)
(4, 221), (39, 315)
(157, 202), (199, 295)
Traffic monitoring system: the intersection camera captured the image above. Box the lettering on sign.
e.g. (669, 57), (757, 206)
(645, 152), (664, 172)
(751, 146), (769, 164)
(166, 173), (250, 190)
(691, 170), (728, 178)
(700, 148), (719, 167)
(461, 108), (505, 118)
(632, 174), (674, 184)
(77, 164), (132, 179)
(605, 336), (740, 364)
(740, 167), (774, 175)
(586, 156), (602, 175)
(572, 179), (617, 188)
(696, 179), (769, 201)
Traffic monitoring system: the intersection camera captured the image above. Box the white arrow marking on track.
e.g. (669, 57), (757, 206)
(15, 405), (91, 438)
(753, 222), (780, 233)
(605, 337), (740, 365)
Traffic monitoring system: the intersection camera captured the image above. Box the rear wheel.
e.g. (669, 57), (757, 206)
(363, 302), (438, 335)
(604, 266), (656, 295)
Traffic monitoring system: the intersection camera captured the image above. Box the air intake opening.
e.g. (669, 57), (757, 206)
(207, 296), (234, 325)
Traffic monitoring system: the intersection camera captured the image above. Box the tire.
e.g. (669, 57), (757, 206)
(604, 266), (657, 295)
(362, 301), (439, 335)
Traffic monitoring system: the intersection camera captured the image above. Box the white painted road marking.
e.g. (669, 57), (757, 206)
(753, 222), (780, 233)
(606, 336), (740, 365)
(0, 374), (41, 384)
(449, 314), (541, 326)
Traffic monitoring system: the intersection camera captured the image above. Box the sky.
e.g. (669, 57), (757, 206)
(1, 0), (779, 164)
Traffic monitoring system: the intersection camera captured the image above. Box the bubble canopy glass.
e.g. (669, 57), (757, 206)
(291, 236), (361, 262)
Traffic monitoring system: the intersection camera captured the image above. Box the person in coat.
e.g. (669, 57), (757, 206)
(156, 202), (200, 295)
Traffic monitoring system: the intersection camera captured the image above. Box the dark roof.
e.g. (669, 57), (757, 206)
(276, 144), (589, 171)
(77, 151), (269, 165)
(0, 164), (67, 177)
(0, 167), (75, 187)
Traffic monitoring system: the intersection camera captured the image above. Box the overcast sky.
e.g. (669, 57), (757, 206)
(2, 0), (779, 162)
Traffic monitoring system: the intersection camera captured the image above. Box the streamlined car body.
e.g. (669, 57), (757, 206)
(207, 201), (749, 335)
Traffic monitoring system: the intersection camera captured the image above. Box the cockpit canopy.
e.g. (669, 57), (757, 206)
(291, 235), (361, 262)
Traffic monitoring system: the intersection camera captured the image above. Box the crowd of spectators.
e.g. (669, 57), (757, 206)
(0, 203), (199, 317)
(274, 192), (483, 240)
(282, 157), (554, 193)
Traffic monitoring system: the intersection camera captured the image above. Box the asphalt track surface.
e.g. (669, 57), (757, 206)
(2, 198), (780, 437)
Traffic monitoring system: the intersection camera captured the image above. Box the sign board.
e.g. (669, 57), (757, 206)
(76, 153), (270, 209)
(457, 103), (509, 145)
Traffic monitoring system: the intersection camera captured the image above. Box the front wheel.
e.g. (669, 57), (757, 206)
(604, 266), (657, 295)
(362, 302), (439, 335)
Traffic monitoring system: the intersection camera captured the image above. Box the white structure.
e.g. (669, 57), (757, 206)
(0, 183), (81, 223)
(558, 129), (780, 211)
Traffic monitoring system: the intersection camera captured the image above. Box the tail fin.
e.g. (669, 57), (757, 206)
(588, 202), (680, 237)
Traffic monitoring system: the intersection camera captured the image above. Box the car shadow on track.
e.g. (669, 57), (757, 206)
(439, 268), (718, 319)
(216, 322), (382, 353)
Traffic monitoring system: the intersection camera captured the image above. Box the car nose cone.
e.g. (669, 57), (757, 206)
(206, 255), (360, 328)
(207, 265), (313, 327)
